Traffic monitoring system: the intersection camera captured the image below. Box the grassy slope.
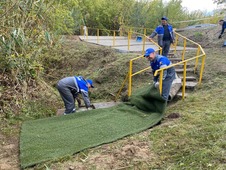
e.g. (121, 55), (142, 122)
(150, 48), (226, 169)
(27, 45), (226, 170)
(1, 37), (226, 169)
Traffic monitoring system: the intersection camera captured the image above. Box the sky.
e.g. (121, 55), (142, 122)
(180, 0), (218, 12)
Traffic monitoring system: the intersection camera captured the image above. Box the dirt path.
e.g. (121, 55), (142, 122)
(0, 129), (19, 170)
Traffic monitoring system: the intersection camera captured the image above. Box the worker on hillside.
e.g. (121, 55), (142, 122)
(148, 17), (175, 57)
(144, 48), (176, 101)
(218, 19), (226, 47)
(57, 76), (94, 115)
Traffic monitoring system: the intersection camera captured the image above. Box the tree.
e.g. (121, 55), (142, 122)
(213, 0), (226, 4)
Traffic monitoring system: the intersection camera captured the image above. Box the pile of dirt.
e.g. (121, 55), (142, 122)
(49, 140), (155, 170)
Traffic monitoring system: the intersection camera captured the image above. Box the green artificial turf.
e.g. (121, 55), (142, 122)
(20, 85), (166, 168)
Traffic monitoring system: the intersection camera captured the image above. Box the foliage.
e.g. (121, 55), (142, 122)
(213, 0), (226, 4)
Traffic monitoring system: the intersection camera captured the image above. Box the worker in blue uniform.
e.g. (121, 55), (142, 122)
(144, 48), (176, 101)
(218, 19), (226, 47)
(57, 76), (94, 115)
(148, 17), (175, 57)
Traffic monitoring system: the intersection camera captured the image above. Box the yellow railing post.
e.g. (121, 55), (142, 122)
(113, 31), (116, 47)
(174, 34), (179, 54)
(198, 54), (206, 85)
(143, 28), (146, 36)
(194, 46), (200, 72)
(115, 73), (129, 101)
(159, 47), (162, 55)
(128, 60), (133, 97)
(159, 70), (163, 95)
(114, 30), (205, 99)
(182, 38), (186, 60)
(182, 62), (187, 99)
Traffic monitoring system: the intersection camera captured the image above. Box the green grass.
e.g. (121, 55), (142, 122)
(147, 48), (226, 169)
(149, 87), (226, 169)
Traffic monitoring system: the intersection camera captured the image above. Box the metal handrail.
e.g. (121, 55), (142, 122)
(116, 31), (206, 101)
(79, 26), (206, 101)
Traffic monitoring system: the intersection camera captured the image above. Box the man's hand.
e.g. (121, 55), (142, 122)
(218, 34), (222, 39)
(153, 82), (159, 88)
(148, 37), (153, 41)
(145, 36), (152, 41)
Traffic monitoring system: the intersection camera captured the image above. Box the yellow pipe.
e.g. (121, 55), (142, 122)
(115, 73), (129, 101)
(182, 62), (187, 99)
(154, 54), (204, 77)
(198, 54), (206, 85)
(159, 47), (162, 55)
(84, 28), (206, 98)
(159, 70), (163, 95)
(194, 46), (200, 72)
(132, 67), (150, 76)
(130, 55), (143, 61)
(143, 28), (146, 36)
(128, 60), (133, 96)
(174, 32), (200, 46)
(182, 38), (186, 60)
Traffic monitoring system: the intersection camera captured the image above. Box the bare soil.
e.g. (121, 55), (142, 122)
(0, 128), (19, 170)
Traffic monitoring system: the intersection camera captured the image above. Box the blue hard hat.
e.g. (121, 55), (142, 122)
(87, 79), (94, 88)
(161, 16), (168, 21)
(144, 48), (155, 57)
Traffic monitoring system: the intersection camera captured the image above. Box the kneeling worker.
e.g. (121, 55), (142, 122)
(144, 48), (176, 101)
(57, 76), (94, 115)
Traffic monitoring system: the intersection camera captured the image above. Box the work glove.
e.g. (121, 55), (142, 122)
(153, 81), (159, 88)
(218, 34), (222, 39)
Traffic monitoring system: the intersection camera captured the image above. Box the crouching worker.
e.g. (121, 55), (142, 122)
(144, 48), (176, 101)
(57, 76), (94, 115)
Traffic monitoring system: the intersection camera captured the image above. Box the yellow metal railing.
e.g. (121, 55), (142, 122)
(80, 26), (155, 54)
(79, 26), (205, 101)
(116, 31), (206, 101)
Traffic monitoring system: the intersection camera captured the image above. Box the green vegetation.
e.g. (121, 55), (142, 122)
(0, 0), (226, 169)
(41, 49), (225, 170)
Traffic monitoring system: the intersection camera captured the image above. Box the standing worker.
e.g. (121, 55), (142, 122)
(144, 48), (176, 101)
(148, 17), (175, 57)
(57, 76), (94, 115)
(218, 19), (226, 47)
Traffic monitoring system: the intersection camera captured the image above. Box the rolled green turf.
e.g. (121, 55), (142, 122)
(20, 85), (166, 168)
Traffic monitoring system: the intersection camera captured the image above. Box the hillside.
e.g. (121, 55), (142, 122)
(0, 33), (226, 169)
(177, 25), (225, 48)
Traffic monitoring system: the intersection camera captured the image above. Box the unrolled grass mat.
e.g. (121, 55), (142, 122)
(20, 85), (166, 168)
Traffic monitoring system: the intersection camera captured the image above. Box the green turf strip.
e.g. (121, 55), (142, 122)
(20, 85), (166, 168)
